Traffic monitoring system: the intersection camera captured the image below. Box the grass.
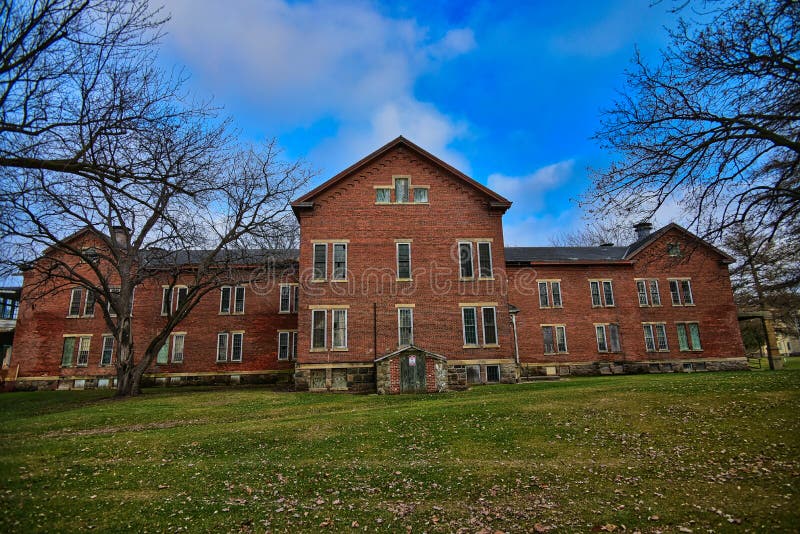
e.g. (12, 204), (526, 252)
(1, 370), (798, 533)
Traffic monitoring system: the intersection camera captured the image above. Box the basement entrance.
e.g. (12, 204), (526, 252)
(400, 352), (426, 393)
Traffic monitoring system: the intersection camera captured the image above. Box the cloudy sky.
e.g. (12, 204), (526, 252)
(158, 0), (677, 245)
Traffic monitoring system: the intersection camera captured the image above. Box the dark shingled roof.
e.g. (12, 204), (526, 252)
(141, 248), (299, 267)
(504, 246), (629, 263)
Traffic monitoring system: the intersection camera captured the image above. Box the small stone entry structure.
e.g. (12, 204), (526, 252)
(376, 346), (448, 394)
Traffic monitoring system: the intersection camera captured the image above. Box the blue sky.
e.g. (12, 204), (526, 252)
(158, 0), (678, 245)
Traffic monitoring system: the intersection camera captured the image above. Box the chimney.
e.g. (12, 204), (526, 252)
(599, 242), (614, 247)
(634, 221), (653, 241)
(111, 225), (128, 248)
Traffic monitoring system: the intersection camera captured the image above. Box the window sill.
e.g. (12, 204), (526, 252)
(310, 279), (327, 283)
(396, 278), (413, 282)
(459, 277), (475, 282)
(482, 344), (500, 348)
(463, 344), (480, 349)
(331, 279), (348, 283)
(478, 277), (495, 281)
(331, 347), (349, 352)
(278, 310), (291, 314)
(310, 348), (327, 352)
(543, 352), (569, 356)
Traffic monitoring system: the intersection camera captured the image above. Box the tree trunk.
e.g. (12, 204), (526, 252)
(114, 316), (142, 397)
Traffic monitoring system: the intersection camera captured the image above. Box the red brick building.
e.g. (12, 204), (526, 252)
(7, 137), (747, 392)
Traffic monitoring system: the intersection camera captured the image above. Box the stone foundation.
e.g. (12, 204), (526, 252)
(520, 358), (749, 377)
(294, 365), (376, 393)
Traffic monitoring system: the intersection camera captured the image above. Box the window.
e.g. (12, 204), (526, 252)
(462, 307), (478, 345)
(61, 337), (75, 367)
(233, 286), (245, 313)
(677, 322), (702, 351)
(332, 243), (347, 280)
(332, 309), (347, 349)
(156, 342), (168, 364)
(313, 244), (327, 280)
(397, 243), (411, 279)
(172, 334), (185, 363)
(108, 286), (121, 317)
(83, 290), (95, 316)
(312, 310), (326, 349)
(231, 332), (243, 362)
(486, 365), (500, 383)
(76, 336), (91, 366)
(477, 242), (493, 278)
(643, 323), (668, 352)
(171, 286), (187, 312)
(596, 325), (608, 352)
(68, 288), (82, 317)
(459, 242), (474, 278)
(395, 178), (409, 203)
(292, 332), (298, 360)
(216, 333), (228, 362)
(100, 336), (114, 366)
(466, 365), (481, 384)
(589, 280), (614, 307)
(162, 287), (172, 315)
(542, 325), (567, 354)
(398, 307), (413, 346)
(538, 281), (562, 308)
(667, 243), (681, 257)
(278, 332), (290, 360)
(669, 279), (694, 305)
(376, 188), (391, 203)
(220, 287), (231, 313)
(0, 297), (18, 320)
(413, 187), (428, 203)
(482, 307), (498, 345)
(608, 324), (621, 352)
(279, 285), (291, 313)
(636, 279), (661, 306)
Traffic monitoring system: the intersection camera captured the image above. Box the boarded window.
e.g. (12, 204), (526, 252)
(677, 323), (689, 351)
(156, 342), (169, 364)
(466, 365), (481, 384)
(688, 323), (702, 350)
(61, 337), (75, 367)
(609, 324), (621, 352)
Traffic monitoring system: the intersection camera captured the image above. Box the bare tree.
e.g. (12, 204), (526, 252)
(588, 0), (799, 246)
(0, 0), (311, 396)
(549, 217), (637, 247)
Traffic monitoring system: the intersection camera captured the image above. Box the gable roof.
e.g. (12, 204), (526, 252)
(291, 136), (512, 211)
(623, 223), (734, 263)
(505, 223), (734, 265)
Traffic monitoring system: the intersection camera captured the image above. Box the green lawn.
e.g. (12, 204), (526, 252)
(1, 370), (798, 533)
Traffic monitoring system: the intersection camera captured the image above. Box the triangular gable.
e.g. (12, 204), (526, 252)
(374, 344), (448, 363)
(624, 223), (735, 263)
(292, 136), (512, 211)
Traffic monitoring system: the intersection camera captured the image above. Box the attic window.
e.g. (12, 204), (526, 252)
(667, 243), (681, 257)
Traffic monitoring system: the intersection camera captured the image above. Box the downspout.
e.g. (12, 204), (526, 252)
(510, 308), (520, 382)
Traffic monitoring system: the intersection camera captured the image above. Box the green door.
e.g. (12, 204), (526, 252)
(400, 353), (427, 393)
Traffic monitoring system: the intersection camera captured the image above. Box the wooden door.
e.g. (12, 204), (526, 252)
(400, 353), (427, 393)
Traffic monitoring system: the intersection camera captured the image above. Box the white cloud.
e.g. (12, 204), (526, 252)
(161, 0), (475, 170)
(502, 209), (585, 246)
(488, 159), (575, 211)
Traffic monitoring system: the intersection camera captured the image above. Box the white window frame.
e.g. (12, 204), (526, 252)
(216, 333), (229, 362)
(279, 284), (292, 313)
(477, 242), (493, 279)
(231, 332), (243, 362)
(68, 287), (82, 317)
(462, 307), (478, 346)
(589, 279), (614, 307)
(398, 307), (414, 347)
(459, 242), (474, 279)
(76, 336), (91, 367)
(589, 281), (602, 307)
(538, 280), (562, 308)
(278, 331), (290, 360)
(643, 323), (668, 352)
(332, 309), (348, 349)
(313, 243), (327, 281)
(172, 333), (185, 363)
(332, 243), (348, 281)
(100, 335), (114, 366)
(649, 279), (661, 306)
(643, 324), (656, 351)
(311, 309), (327, 350)
(396, 242), (412, 280)
(233, 286), (245, 314)
(596, 324), (608, 352)
(669, 278), (694, 306)
(481, 306), (498, 345)
(542, 325), (568, 354)
(220, 286), (232, 314)
(375, 187), (391, 204)
(413, 186), (429, 203)
(636, 280), (649, 306)
(161, 287), (172, 316)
